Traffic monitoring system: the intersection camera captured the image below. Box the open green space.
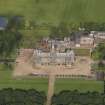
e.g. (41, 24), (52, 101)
(73, 48), (90, 56)
(0, 0), (105, 25)
(1, 0), (105, 47)
(55, 78), (104, 93)
(0, 64), (103, 93)
(0, 0), (104, 95)
(0, 65), (48, 92)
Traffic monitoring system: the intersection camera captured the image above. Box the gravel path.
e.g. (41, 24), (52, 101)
(46, 74), (55, 105)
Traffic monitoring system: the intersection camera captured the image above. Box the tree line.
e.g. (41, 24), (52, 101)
(52, 90), (104, 105)
(0, 16), (23, 58)
(0, 89), (104, 105)
(0, 88), (46, 105)
(1, 15), (105, 57)
(91, 42), (105, 71)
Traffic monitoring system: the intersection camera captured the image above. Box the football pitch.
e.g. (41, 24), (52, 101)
(0, 0), (105, 25)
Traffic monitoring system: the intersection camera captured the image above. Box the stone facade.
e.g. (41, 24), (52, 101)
(33, 47), (75, 65)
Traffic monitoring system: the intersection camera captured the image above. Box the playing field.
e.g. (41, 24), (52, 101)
(0, 0), (105, 25)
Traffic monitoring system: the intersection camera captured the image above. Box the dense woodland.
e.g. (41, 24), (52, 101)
(0, 16), (23, 57)
(0, 89), (104, 105)
(0, 88), (46, 105)
(52, 90), (104, 105)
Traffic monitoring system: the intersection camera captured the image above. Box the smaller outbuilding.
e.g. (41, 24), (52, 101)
(80, 37), (94, 47)
(90, 31), (105, 44)
(94, 32), (105, 39)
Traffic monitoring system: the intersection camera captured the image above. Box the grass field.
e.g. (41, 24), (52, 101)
(0, 65), (103, 93)
(1, 0), (105, 47)
(0, 0), (105, 25)
(0, 65), (48, 92)
(55, 79), (104, 93)
(73, 48), (90, 56)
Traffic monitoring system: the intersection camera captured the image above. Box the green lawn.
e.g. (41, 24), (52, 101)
(0, 65), (48, 92)
(55, 79), (104, 93)
(0, 65), (104, 93)
(73, 48), (90, 56)
(0, 0), (105, 25)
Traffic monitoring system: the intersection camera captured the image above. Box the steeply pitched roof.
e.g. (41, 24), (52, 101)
(0, 17), (8, 29)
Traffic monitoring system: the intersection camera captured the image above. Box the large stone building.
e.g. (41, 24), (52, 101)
(33, 43), (75, 66)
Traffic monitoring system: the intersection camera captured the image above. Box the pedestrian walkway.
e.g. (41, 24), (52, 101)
(46, 74), (55, 105)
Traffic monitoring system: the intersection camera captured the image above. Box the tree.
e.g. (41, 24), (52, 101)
(91, 43), (105, 72)
(7, 16), (25, 30)
(91, 43), (105, 95)
(58, 22), (69, 38)
(80, 22), (105, 31)
(52, 90), (104, 105)
(50, 22), (69, 39)
(0, 30), (22, 57)
(91, 43), (105, 68)
(50, 26), (59, 39)
(0, 88), (46, 105)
